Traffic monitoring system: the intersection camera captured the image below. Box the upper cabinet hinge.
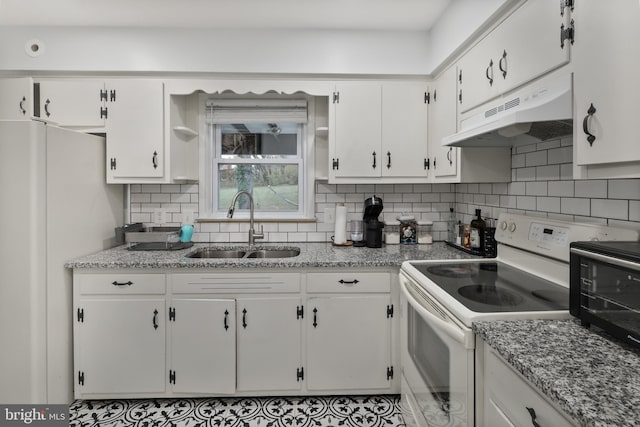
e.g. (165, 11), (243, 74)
(296, 305), (304, 319)
(333, 92), (340, 104)
(99, 89), (108, 102)
(78, 371), (85, 386)
(169, 370), (176, 384)
(100, 107), (108, 119)
(424, 92), (430, 104)
(458, 69), (463, 84)
(296, 367), (304, 382)
(77, 308), (84, 323)
(560, 0), (574, 16)
(109, 89), (116, 102)
(169, 307), (176, 322)
(387, 366), (394, 380)
(386, 304), (394, 318)
(560, 20), (575, 49)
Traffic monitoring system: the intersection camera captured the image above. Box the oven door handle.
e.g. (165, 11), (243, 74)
(400, 276), (474, 350)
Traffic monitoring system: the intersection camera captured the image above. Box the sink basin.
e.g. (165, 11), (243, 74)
(245, 249), (301, 258)
(186, 249), (247, 258)
(185, 247), (300, 259)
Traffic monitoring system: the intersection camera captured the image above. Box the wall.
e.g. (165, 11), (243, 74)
(454, 137), (640, 232)
(129, 136), (640, 243)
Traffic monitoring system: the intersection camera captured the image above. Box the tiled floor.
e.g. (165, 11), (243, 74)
(69, 395), (405, 427)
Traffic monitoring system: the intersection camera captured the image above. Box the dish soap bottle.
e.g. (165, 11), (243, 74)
(470, 209), (486, 250)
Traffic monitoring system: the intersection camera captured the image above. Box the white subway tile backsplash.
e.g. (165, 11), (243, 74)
(127, 136), (639, 243)
(561, 198), (590, 216)
(609, 179), (640, 200)
(591, 199), (628, 220)
(575, 180), (607, 198)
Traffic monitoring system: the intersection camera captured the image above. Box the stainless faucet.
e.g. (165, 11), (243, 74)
(227, 191), (264, 246)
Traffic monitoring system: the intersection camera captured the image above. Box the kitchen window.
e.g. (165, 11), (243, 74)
(200, 97), (315, 220)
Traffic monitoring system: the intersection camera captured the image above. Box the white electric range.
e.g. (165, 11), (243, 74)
(399, 213), (638, 427)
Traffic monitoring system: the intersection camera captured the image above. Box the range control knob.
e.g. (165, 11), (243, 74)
(500, 221), (508, 230)
(508, 222), (517, 232)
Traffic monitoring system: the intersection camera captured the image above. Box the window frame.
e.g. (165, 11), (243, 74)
(198, 93), (316, 221)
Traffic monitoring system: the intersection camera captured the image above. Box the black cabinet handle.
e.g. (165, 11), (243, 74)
(339, 279), (360, 285)
(242, 308), (247, 329)
(583, 103), (597, 146)
(19, 96), (26, 115)
(152, 151), (159, 169)
(44, 99), (51, 117)
(386, 151), (391, 169)
(112, 280), (133, 286)
(313, 307), (318, 328)
(486, 59), (494, 86)
(526, 407), (541, 427)
(224, 310), (229, 331)
(152, 309), (159, 330)
(447, 148), (453, 165)
(459, 90), (463, 104)
(372, 151), (377, 169)
(499, 50), (507, 79)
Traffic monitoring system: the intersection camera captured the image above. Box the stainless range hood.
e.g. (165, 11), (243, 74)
(443, 72), (573, 148)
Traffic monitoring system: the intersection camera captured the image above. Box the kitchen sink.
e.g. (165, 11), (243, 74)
(185, 247), (300, 259)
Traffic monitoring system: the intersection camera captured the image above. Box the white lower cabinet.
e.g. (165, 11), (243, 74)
(73, 269), (397, 398)
(236, 297), (302, 392)
(73, 273), (167, 398)
(169, 298), (236, 394)
(482, 343), (576, 427)
(307, 295), (392, 391)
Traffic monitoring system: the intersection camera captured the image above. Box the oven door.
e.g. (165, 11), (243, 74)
(400, 271), (475, 427)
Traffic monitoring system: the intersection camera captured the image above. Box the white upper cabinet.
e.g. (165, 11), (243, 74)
(330, 82), (382, 179)
(458, 0), (570, 113)
(381, 82), (429, 178)
(428, 65), (458, 179)
(330, 81), (429, 183)
(572, 0), (640, 177)
(36, 80), (105, 128)
(105, 79), (164, 183)
(0, 78), (34, 120)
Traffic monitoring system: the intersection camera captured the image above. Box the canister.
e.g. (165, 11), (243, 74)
(398, 215), (417, 244)
(417, 220), (433, 244)
(383, 220), (400, 244)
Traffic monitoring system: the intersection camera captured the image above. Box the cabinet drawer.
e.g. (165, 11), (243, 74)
(77, 274), (166, 295)
(484, 345), (575, 427)
(171, 273), (301, 294)
(307, 272), (390, 293)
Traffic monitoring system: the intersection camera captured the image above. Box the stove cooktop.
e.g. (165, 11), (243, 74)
(408, 261), (569, 313)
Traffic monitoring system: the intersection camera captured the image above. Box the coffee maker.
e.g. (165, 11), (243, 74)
(363, 195), (384, 248)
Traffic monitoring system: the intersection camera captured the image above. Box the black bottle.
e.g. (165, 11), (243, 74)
(470, 209), (486, 250)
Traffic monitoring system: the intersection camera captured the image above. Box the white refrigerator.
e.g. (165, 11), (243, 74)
(0, 120), (123, 404)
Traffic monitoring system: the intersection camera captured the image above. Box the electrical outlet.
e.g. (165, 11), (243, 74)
(153, 208), (166, 225)
(182, 209), (195, 225)
(324, 207), (335, 223)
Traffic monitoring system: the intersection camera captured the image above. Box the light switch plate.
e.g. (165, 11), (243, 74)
(324, 207), (335, 223)
(153, 208), (166, 225)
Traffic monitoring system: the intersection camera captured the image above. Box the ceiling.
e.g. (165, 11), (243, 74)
(0, 0), (452, 31)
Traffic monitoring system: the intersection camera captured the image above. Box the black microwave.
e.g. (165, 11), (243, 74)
(570, 241), (640, 349)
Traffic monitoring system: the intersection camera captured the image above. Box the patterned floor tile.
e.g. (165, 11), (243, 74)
(69, 395), (405, 427)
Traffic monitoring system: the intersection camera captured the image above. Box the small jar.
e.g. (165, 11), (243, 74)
(383, 221), (400, 244)
(417, 220), (433, 244)
(399, 215), (417, 244)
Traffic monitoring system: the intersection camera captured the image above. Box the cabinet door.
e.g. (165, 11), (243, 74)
(573, 0), (640, 166)
(37, 80), (105, 127)
(106, 79), (164, 181)
(381, 82), (429, 178)
(170, 299), (236, 394)
(494, 0), (569, 97)
(307, 295), (391, 391)
(457, 36), (498, 113)
(331, 82), (381, 178)
(429, 66), (459, 179)
(236, 297), (302, 392)
(0, 78), (33, 120)
(76, 298), (165, 395)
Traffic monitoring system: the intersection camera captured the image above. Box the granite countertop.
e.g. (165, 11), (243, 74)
(474, 319), (640, 427)
(65, 241), (477, 269)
